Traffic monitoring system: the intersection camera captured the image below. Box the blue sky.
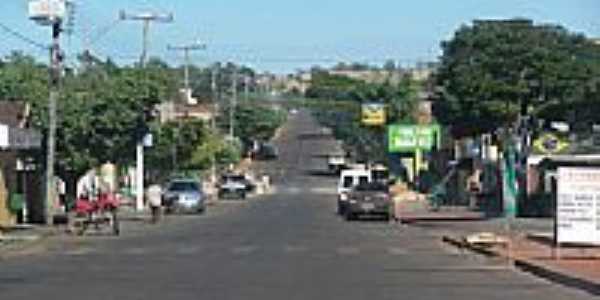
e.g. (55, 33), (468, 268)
(1, 0), (599, 73)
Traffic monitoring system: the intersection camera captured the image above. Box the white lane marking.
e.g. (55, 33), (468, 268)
(284, 245), (308, 253)
(336, 246), (360, 255)
(231, 245), (258, 255)
(387, 247), (409, 256)
(176, 246), (203, 255)
(62, 248), (94, 256)
(309, 187), (336, 195)
(277, 186), (336, 195)
(122, 247), (149, 255)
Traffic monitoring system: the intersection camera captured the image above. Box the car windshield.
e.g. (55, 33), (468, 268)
(342, 176), (353, 188)
(223, 175), (245, 182)
(168, 181), (200, 192)
(358, 176), (369, 186)
(355, 182), (388, 192)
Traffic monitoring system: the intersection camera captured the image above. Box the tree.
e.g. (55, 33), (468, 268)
(436, 19), (600, 137)
(383, 59), (397, 72)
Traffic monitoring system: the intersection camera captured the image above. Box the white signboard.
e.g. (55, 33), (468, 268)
(28, 0), (67, 25)
(556, 167), (600, 245)
(0, 124), (8, 149)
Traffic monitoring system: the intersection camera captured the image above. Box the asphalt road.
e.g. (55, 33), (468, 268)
(0, 110), (595, 300)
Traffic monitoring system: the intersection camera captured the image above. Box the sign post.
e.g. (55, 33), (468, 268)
(388, 124), (441, 183)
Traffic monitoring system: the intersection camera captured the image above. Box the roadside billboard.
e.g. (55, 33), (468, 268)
(556, 167), (600, 245)
(388, 124), (441, 153)
(361, 103), (386, 126)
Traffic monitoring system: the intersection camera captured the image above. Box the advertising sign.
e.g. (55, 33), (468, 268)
(361, 103), (386, 126)
(388, 125), (440, 153)
(556, 167), (600, 245)
(28, 0), (67, 25)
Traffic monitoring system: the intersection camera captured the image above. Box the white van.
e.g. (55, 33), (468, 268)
(337, 169), (371, 215)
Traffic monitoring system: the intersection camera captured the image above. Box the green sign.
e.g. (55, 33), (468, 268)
(388, 124), (440, 152)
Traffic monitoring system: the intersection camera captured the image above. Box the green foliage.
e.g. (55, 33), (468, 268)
(219, 103), (287, 142)
(436, 19), (600, 136)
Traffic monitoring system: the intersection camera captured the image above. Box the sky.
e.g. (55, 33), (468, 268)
(1, 0), (599, 73)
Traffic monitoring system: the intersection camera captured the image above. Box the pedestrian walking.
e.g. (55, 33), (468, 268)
(146, 183), (162, 224)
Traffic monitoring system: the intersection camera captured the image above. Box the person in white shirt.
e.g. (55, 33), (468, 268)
(146, 184), (162, 224)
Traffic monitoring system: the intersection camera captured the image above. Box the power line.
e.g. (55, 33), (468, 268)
(0, 22), (48, 50)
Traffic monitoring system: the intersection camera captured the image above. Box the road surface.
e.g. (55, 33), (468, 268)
(0, 110), (594, 300)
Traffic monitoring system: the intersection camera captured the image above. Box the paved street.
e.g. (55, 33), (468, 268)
(0, 111), (595, 300)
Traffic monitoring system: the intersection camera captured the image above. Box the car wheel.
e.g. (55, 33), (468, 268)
(337, 200), (344, 215)
(344, 209), (355, 221)
(240, 192), (247, 199)
(383, 213), (391, 222)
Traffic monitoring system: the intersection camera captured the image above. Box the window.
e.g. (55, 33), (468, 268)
(342, 176), (353, 188)
(168, 181), (200, 192)
(358, 176), (369, 186)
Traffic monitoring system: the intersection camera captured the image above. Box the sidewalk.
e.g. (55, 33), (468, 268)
(437, 218), (600, 295)
(0, 224), (59, 258)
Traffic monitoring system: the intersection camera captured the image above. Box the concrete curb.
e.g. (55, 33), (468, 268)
(0, 228), (58, 259)
(442, 235), (600, 296)
(399, 215), (487, 224)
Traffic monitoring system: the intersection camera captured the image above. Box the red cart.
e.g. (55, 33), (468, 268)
(73, 192), (120, 236)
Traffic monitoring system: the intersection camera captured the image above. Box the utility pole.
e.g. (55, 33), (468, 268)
(119, 10), (173, 212)
(167, 42), (206, 170)
(167, 42), (206, 90)
(210, 66), (219, 183)
(244, 75), (250, 102)
(45, 21), (61, 225)
(29, 0), (68, 225)
(229, 68), (238, 140)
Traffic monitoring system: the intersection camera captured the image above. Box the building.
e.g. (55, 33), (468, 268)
(157, 101), (216, 124)
(328, 70), (404, 85)
(0, 101), (42, 225)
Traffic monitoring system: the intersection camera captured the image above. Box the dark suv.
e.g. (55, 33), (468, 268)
(344, 182), (391, 221)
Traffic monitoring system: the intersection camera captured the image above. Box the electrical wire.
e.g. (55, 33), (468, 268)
(88, 18), (122, 47)
(0, 22), (49, 50)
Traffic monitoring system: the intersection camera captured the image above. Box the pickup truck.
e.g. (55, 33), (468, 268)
(327, 154), (347, 174)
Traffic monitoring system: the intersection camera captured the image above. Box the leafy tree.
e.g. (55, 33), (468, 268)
(436, 19), (600, 137)
(383, 59), (397, 72)
(219, 103), (287, 142)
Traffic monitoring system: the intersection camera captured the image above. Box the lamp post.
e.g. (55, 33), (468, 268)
(119, 9), (173, 211)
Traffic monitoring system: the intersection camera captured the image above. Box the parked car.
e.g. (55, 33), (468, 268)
(162, 179), (206, 214)
(343, 182), (391, 221)
(256, 143), (279, 160)
(337, 168), (371, 215)
(218, 173), (255, 199)
(327, 153), (347, 174)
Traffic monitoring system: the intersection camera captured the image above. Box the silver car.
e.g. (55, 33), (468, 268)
(162, 179), (206, 214)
